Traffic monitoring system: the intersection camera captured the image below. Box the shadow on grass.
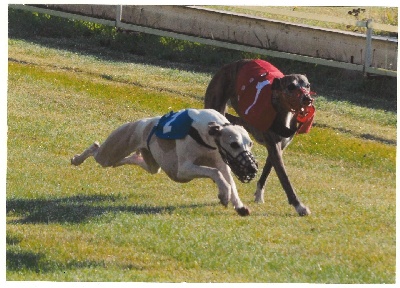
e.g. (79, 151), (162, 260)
(6, 247), (122, 274)
(313, 122), (397, 145)
(6, 195), (217, 275)
(6, 249), (48, 273)
(6, 194), (218, 224)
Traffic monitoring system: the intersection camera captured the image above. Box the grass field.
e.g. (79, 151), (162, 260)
(205, 6), (398, 36)
(6, 9), (397, 283)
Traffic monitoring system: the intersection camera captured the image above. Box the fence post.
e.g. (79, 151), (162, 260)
(116, 5), (122, 28)
(363, 19), (373, 75)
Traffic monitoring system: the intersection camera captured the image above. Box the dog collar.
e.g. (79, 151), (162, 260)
(188, 126), (217, 150)
(270, 105), (316, 138)
(188, 123), (233, 150)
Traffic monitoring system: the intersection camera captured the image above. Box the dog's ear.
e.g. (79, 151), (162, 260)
(208, 122), (222, 136)
(271, 78), (281, 90)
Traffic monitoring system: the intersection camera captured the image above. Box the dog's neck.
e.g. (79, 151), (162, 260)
(270, 91), (298, 138)
(188, 126), (217, 150)
(272, 90), (296, 113)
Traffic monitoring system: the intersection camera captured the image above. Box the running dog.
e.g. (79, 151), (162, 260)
(71, 108), (258, 216)
(204, 59), (316, 216)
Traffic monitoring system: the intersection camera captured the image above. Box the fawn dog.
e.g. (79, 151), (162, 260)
(71, 109), (258, 216)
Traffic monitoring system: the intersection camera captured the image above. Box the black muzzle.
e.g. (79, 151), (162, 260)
(218, 147), (258, 183)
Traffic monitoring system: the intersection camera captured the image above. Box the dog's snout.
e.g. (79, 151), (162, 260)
(247, 163), (258, 174)
(302, 94), (313, 106)
(244, 153), (258, 175)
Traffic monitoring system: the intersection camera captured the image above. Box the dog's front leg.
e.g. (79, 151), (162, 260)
(254, 155), (273, 203)
(264, 134), (311, 216)
(178, 162), (231, 204)
(177, 162), (248, 215)
(219, 165), (250, 216)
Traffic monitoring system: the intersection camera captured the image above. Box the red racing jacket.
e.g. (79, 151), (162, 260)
(236, 60), (284, 132)
(236, 59), (315, 134)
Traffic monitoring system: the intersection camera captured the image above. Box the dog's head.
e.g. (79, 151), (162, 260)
(271, 74), (315, 112)
(208, 122), (258, 183)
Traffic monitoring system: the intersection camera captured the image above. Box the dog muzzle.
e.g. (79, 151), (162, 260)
(218, 146), (258, 183)
(283, 87), (316, 112)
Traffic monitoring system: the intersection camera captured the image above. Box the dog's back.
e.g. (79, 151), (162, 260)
(146, 109), (230, 181)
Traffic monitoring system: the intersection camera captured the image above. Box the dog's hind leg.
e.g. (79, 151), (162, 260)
(224, 114), (272, 204)
(113, 148), (161, 174)
(204, 62), (240, 115)
(113, 151), (145, 167)
(71, 142), (100, 166)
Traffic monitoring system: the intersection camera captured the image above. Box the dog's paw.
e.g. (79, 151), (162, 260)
(71, 155), (82, 166)
(131, 152), (145, 164)
(236, 206), (250, 216)
(218, 193), (230, 207)
(295, 204), (311, 216)
(254, 191), (265, 204)
(254, 184), (265, 203)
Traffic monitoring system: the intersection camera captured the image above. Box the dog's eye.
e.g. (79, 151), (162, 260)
(230, 142), (240, 149)
(287, 83), (297, 91)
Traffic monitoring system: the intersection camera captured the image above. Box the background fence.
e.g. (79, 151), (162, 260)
(10, 4), (398, 77)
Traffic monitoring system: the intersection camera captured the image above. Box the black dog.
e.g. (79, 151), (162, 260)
(204, 59), (315, 216)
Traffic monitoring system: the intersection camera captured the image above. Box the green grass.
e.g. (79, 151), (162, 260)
(205, 6), (398, 36)
(6, 9), (396, 283)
